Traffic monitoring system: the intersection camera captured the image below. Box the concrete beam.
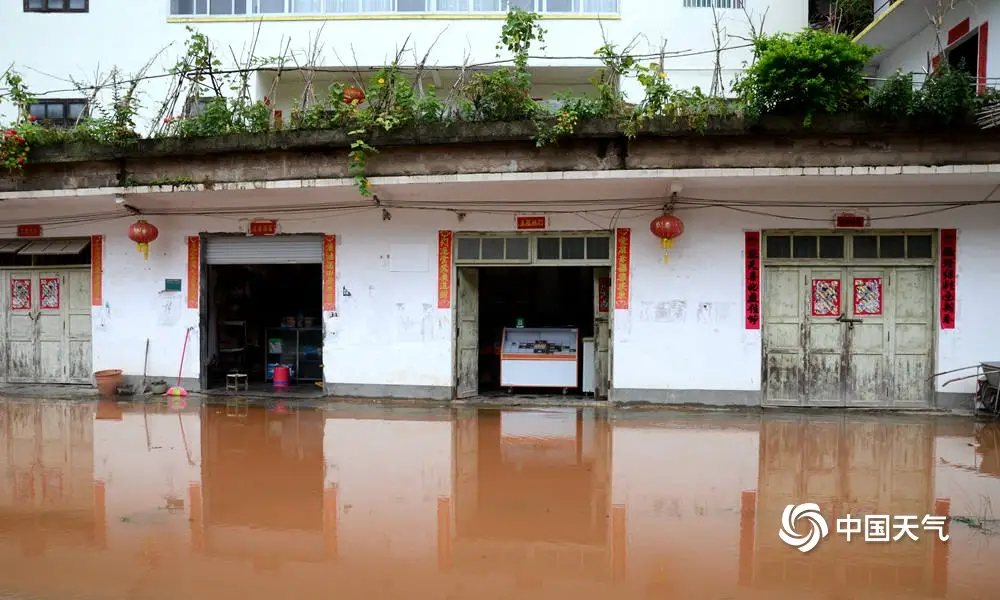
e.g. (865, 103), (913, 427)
(6, 115), (999, 194)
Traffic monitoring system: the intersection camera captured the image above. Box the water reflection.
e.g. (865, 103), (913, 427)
(200, 405), (329, 564)
(0, 400), (999, 599)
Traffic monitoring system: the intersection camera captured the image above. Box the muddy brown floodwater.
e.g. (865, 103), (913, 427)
(2, 399), (1000, 600)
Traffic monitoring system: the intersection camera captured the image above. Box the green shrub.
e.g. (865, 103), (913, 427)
(868, 70), (914, 120)
(733, 28), (877, 125)
(910, 64), (976, 124)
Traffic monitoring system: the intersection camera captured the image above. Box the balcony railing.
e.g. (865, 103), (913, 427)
(169, 0), (620, 16)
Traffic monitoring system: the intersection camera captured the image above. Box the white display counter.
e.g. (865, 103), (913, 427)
(499, 327), (579, 391)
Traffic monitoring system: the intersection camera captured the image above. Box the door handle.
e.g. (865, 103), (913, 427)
(836, 312), (863, 329)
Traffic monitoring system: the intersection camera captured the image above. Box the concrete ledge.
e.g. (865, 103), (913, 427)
(612, 387), (762, 407)
(324, 382), (453, 401)
(936, 391), (974, 413)
(8, 114), (998, 193)
(119, 375), (201, 394)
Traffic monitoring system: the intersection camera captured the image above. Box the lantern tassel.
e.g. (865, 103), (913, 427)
(663, 251), (670, 264)
(138, 242), (149, 261)
(661, 238), (673, 249)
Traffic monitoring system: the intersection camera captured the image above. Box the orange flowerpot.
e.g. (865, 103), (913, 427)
(94, 369), (123, 397)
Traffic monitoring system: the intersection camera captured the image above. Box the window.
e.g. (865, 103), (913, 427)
(169, 0), (619, 15)
(764, 232), (935, 262)
(946, 31), (979, 79)
(536, 235), (610, 261)
(182, 96), (221, 116)
(852, 234), (934, 260)
(25, 0), (88, 12)
(682, 0), (744, 8)
(28, 99), (89, 128)
(455, 234), (610, 264)
(455, 237), (530, 262)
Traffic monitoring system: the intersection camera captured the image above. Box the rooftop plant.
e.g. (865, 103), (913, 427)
(0, 9), (990, 195)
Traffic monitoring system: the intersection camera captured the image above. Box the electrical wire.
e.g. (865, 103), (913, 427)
(0, 43), (754, 99)
(6, 189), (996, 233)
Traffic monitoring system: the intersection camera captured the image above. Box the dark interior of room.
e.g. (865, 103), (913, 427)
(207, 264), (323, 389)
(477, 266), (594, 394)
(948, 32), (979, 77)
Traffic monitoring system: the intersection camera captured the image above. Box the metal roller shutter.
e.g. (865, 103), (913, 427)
(204, 235), (324, 265)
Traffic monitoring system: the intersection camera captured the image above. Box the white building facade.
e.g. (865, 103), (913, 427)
(1, 168), (998, 409)
(1, 0), (808, 131)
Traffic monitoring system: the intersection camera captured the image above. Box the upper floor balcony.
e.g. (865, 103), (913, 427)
(168, 0), (621, 20)
(855, 0), (991, 91)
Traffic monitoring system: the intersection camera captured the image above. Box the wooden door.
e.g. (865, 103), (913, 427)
(455, 267), (479, 399)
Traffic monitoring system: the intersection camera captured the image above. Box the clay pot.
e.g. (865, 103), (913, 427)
(94, 369), (123, 397)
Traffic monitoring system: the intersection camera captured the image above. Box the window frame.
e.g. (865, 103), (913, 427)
(681, 0), (744, 8)
(453, 231), (613, 266)
(27, 98), (90, 128)
(169, 0), (619, 16)
(761, 230), (938, 267)
(24, 0), (89, 13)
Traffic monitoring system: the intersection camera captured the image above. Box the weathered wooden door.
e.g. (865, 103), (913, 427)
(36, 270), (68, 383)
(844, 268), (889, 407)
(65, 269), (94, 383)
(764, 267), (934, 408)
(3, 269), (91, 384)
(455, 267), (479, 399)
(5, 271), (41, 383)
(763, 267), (846, 406)
(885, 268), (935, 407)
(593, 268), (611, 400)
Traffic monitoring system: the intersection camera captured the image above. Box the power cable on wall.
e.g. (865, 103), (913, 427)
(2, 192), (997, 233)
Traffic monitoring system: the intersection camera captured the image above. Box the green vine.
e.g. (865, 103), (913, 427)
(2, 15), (986, 183)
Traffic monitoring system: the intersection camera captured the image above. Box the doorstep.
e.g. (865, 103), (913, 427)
(0, 383), (100, 401)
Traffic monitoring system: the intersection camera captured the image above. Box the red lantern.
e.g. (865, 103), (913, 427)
(650, 214), (684, 263)
(342, 86), (365, 105)
(128, 219), (159, 261)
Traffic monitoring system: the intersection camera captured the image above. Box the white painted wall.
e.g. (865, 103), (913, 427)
(2, 179), (996, 397)
(0, 1), (808, 131)
(872, 0), (999, 83)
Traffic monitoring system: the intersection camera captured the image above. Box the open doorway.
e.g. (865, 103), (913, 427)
(947, 29), (980, 78)
(458, 266), (607, 398)
(205, 263), (323, 392)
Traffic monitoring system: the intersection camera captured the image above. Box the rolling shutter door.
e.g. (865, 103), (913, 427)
(204, 235), (324, 265)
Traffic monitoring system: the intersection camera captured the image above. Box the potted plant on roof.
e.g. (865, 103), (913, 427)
(150, 379), (169, 395)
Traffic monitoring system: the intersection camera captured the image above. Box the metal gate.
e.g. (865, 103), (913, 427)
(203, 235), (324, 264)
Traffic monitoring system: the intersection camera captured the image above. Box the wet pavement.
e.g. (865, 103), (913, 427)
(2, 398), (1000, 600)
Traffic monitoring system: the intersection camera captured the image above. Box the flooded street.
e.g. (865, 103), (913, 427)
(2, 399), (1000, 599)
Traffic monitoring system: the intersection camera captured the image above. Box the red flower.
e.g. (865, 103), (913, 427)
(28, 115), (36, 122)
(17, 157), (24, 164)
